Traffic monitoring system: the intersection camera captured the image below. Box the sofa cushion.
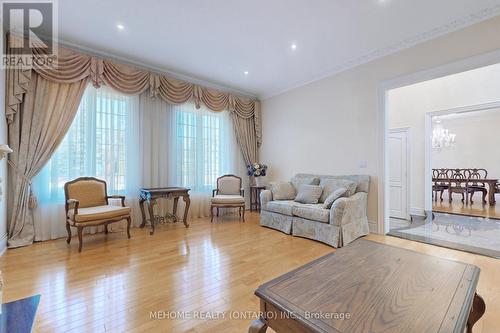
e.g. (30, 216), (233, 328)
(270, 181), (296, 200)
(292, 204), (329, 223)
(322, 187), (348, 209)
(319, 178), (357, 203)
(291, 176), (320, 192)
(294, 185), (323, 204)
(211, 195), (245, 204)
(265, 200), (295, 216)
(68, 205), (131, 223)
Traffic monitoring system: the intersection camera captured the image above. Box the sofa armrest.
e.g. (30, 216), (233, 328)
(260, 189), (273, 209)
(329, 192), (368, 226)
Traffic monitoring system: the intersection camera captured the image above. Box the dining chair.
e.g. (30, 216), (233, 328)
(210, 175), (245, 222)
(448, 169), (468, 204)
(432, 168), (450, 202)
(465, 168), (488, 205)
(64, 177), (131, 252)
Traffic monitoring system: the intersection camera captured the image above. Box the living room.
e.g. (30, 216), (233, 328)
(0, 1), (500, 332)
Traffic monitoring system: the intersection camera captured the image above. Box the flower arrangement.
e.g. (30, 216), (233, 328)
(247, 163), (268, 177)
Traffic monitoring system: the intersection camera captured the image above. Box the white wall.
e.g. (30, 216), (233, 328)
(432, 110), (500, 179)
(388, 64), (500, 213)
(0, 67), (7, 254)
(261, 16), (500, 232)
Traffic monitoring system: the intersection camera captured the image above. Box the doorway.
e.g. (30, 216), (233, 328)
(388, 128), (410, 221)
(383, 61), (500, 258)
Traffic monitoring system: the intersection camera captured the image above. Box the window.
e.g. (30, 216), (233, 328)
(33, 85), (138, 203)
(171, 102), (235, 192)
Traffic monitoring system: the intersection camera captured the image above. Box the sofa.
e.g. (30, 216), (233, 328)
(260, 173), (370, 248)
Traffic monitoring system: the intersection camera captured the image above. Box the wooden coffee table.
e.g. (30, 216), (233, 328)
(250, 239), (485, 333)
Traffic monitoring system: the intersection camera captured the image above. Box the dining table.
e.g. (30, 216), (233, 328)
(432, 178), (498, 206)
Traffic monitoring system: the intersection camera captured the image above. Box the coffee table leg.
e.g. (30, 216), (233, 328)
(139, 198), (147, 228)
(248, 318), (267, 333)
(147, 199), (156, 235)
(467, 293), (486, 333)
(183, 195), (190, 227)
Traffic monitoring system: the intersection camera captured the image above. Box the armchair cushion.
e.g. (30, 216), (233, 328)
(270, 181), (296, 200)
(66, 179), (107, 208)
(217, 176), (241, 195)
(68, 205), (131, 223)
(211, 195), (245, 204)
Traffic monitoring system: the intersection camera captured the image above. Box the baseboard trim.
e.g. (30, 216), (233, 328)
(0, 233), (7, 256)
(410, 208), (426, 217)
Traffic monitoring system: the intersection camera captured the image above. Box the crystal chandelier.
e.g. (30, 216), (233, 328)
(432, 123), (456, 150)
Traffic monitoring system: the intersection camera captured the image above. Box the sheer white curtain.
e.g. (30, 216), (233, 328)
(32, 85), (140, 240)
(169, 102), (245, 218)
(32, 86), (245, 241)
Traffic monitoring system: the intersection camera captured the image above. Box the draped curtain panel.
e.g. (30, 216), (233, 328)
(7, 72), (87, 248)
(5, 37), (261, 247)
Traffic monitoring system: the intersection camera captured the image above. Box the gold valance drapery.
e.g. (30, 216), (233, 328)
(6, 42), (262, 146)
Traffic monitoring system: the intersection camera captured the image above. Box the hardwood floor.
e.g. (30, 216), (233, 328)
(0, 212), (499, 332)
(433, 193), (500, 219)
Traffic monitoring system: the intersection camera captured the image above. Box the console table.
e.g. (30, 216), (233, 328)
(139, 187), (190, 235)
(250, 239), (485, 333)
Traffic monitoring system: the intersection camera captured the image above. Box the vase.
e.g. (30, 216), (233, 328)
(255, 176), (266, 187)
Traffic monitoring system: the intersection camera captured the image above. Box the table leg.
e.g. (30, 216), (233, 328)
(182, 195), (190, 227)
(248, 318), (267, 333)
(139, 198), (147, 228)
(467, 293), (485, 333)
(488, 182), (496, 206)
(173, 197), (179, 222)
(250, 188), (254, 211)
(147, 199), (156, 235)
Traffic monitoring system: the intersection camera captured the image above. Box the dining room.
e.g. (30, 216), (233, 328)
(431, 110), (500, 220)
(386, 62), (500, 258)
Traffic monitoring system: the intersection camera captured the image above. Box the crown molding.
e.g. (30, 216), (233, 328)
(261, 5), (500, 100)
(56, 38), (258, 99)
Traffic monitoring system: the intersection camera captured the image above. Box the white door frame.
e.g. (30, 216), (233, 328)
(378, 48), (500, 235)
(388, 127), (411, 220)
(424, 101), (500, 211)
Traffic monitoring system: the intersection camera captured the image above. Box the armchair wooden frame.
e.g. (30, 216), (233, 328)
(64, 177), (131, 252)
(210, 174), (245, 223)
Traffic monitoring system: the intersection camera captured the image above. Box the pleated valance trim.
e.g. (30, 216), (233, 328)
(6, 36), (262, 145)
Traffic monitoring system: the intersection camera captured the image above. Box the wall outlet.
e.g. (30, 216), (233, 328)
(358, 160), (368, 169)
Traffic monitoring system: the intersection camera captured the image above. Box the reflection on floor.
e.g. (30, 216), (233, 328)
(388, 213), (500, 258)
(433, 193), (500, 220)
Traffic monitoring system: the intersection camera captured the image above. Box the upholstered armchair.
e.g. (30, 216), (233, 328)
(64, 177), (132, 252)
(210, 175), (245, 222)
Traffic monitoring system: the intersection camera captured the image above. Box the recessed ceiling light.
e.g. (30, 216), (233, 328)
(117, 24), (125, 30)
(244, 71), (249, 75)
(291, 43), (297, 50)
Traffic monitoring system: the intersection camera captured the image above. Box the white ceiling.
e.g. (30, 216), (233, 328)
(58, 0), (500, 98)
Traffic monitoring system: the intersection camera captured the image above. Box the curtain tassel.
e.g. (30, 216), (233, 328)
(28, 191), (38, 209)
